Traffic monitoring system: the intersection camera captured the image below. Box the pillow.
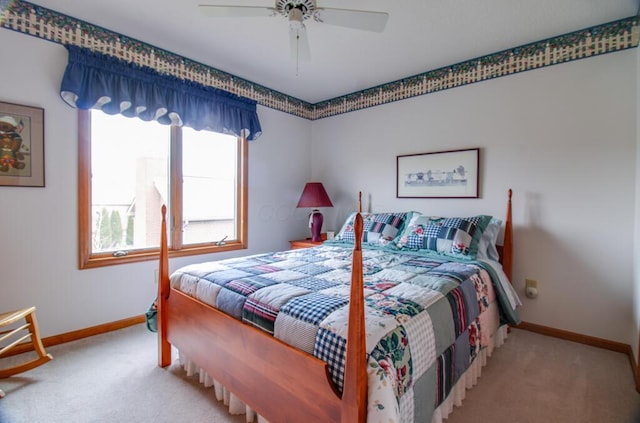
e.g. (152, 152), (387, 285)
(476, 218), (502, 261)
(395, 214), (492, 259)
(334, 212), (411, 247)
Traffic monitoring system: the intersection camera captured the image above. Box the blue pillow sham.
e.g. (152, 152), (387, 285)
(395, 213), (492, 259)
(334, 212), (411, 247)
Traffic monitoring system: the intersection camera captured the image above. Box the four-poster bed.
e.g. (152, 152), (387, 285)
(157, 190), (518, 423)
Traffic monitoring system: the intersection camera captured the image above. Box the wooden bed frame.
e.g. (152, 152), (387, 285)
(157, 189), (513, 423)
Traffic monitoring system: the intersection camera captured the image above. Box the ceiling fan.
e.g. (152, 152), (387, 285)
(198, 0), (389, 61)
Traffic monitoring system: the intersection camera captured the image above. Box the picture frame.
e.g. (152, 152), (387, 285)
(396, 148), (479, 198)
(0, 101), (45, 187)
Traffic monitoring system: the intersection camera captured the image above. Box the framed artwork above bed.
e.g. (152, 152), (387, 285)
(396, 148), (479, 198)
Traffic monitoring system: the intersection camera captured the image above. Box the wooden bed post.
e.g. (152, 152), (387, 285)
(341, 211), (367, 423)
(502, 189), (513, 281)
(158, 205), (171, 367)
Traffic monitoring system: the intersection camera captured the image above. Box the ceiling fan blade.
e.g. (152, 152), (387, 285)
(314, 8), (388, 32)
(289, 24), (310, 62)
(198, 5), (277, 18)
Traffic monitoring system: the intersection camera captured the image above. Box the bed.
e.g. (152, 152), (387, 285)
(157, 190), (520, 423)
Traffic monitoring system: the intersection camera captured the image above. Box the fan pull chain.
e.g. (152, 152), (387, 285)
(295, 31), (300, 76)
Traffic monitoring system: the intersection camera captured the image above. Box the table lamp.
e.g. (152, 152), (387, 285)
(296, 182), (333, 242)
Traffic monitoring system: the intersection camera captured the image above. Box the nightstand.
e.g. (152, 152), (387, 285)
(289, 233), (327, 250)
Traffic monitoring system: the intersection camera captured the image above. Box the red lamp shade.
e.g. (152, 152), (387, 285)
(296, 182), (333, 242)
(296, 182), (333, 208)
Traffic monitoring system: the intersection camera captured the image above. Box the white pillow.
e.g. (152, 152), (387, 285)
(476, 218), (502, 261)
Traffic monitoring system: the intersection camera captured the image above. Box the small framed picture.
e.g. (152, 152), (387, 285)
(0, 101), (45, 187)
(397, 148), (479, 198)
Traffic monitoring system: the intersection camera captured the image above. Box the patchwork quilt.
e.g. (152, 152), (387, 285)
(171, 244), (519, 423)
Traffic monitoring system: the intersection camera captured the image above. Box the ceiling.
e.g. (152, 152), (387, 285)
(31, 0), (638, 104)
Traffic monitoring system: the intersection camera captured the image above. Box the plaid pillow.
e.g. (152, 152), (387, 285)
(334, 212), (410, 247)
(395, 213), (492, 259)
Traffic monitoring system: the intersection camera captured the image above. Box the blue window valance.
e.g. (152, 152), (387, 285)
(60, 45), (262, 140)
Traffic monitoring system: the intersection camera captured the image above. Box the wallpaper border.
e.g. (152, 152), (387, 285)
(1, 1), (638, 121)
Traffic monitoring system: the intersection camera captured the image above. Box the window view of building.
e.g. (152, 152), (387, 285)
(79, 110), (246, 268)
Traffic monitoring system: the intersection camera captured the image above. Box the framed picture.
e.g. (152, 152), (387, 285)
(0, 101), (44, 187)
(397, 148), (479, 198)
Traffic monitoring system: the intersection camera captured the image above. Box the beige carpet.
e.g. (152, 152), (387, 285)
(0, 325), (639, 423)
(446, 329), (640, 423)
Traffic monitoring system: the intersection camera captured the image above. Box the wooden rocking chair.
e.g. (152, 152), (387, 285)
(0, 307), (53, 397)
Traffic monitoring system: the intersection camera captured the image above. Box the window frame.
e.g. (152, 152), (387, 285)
(78, 110), (248, 269)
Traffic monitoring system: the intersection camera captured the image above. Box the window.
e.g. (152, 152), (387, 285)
(78, 110), (247, 269)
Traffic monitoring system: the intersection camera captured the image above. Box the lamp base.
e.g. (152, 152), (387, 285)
(309, 210), (324, 242)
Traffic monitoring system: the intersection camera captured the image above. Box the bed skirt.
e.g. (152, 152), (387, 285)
(176, 325), (509, 423)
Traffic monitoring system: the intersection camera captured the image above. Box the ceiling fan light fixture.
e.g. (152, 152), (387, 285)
(277, 0), (315, 20)
(288, 8), (304, 29)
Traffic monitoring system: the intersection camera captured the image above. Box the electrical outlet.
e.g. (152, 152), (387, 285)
(525, 278), (538, 299)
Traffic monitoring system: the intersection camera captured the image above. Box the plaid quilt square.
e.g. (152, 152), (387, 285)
(259, 269), (309, 283)
(224, 276), (277, 296)
(314, 328), (347, 392)
(174, 273), (200, 297)
(242, 284), (310, 334)
(265, 259), (308, 270)
(288, 276), (339, 291)
(459, 278), (480, 325)
(454, 329), (470, 381)
(217, 289), (248, 320)
(318, 258), (352, 269)
(252, 254), (281, 264)
(318, 284), (367, 299)
(319, 269), (353, 284)
(222, 257), (269, 269)
(289, 252), (327, 263)
(404, 256), (447, 270)
(399, 386), (415, 423)
(384, 283), (443, 310)
(403, 310), (436, 379)
(429, 262), (477, 284)
(274, 313), (319, 354)
(292, 263), (334, 277)
(436, 345), (455, 405)
(370, 268), (414, 283)
(280, 292), (348, 325)
(359, 263), (383, 276)
(200, 269), (254, 285)
(404, 273), (459, 295)
(241, 264), (283, 274)
(447, 286), (469, 337)
(242, 298), (279, 334)
(194, 278), (222, 307)
(174, 261), (229, 277)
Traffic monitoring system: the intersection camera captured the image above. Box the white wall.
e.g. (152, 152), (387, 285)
(312, 50), (637, 344)
(1, 26), (637, 348)
(0, 29), (313, 338)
